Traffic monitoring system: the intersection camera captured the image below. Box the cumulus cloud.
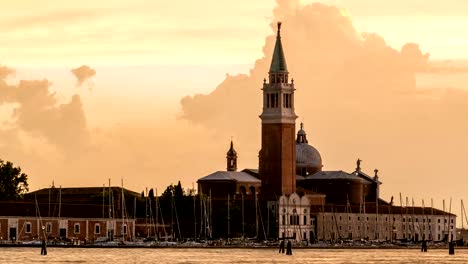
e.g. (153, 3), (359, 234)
(0, 72), (90, 155)
(0, 65), (15, 81)
(180, 1), (468, 200)
(71, 65), (96, 89)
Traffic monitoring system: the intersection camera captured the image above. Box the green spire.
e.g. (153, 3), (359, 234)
(269, 22), (288, 73)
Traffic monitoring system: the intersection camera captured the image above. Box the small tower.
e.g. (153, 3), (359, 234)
(259, 22), (298, 198)
(296, 122), (308, 144)
(226, 140), (237, 172)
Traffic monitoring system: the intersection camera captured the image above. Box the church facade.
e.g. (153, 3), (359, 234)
(197, 22), (456, 243)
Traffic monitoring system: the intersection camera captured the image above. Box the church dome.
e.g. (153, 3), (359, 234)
(296, 123), (323, 170)
(296, 143), (322, 168)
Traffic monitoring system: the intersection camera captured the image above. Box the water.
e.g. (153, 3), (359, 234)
(0, 248), (467, 264)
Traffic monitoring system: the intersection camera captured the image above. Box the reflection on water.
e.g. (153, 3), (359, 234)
(0, 248), (467, 264)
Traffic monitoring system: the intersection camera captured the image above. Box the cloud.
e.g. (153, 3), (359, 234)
(0, 65), (15, 81)
(179, 1), (468, 201)
(71, 65), (96, 89)
(0, 73), (90, 155)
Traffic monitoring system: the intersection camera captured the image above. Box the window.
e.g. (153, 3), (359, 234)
(74, 223), (80, 234)
(283, 94), (292, 108)
(95, 224), (100, 234)
(25, 222), (31, 233)
(282, 215), (285, 225)
(451, 219), (454, 224)
(438, 219), (440, 223)
(123, 225), (127, 234)
(303, 216), (306, 225)
(46, 223), (52, 233)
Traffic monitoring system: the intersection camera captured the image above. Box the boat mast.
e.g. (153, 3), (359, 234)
(443, 199), (446, 241)
(193, 184), (196, 241)
(462, 200), (464, 230)
(399, 193), (403, 240)
(155, 188), (159, 241)
(58, 185), (62, 219)
(255, 191), (258, 239)
(209, 189), (212, 239)
(422, 199), (426, 240)
(448, 198), (452, 242)
(171, 189), (174, 241)
(102, 184), (105, 219)
(145, 187), (148, 238)
(431, 198), (434, 240)
(227, 193), (230, 238)
(121, 179), (125, 241)
(241, 192), (245, 239)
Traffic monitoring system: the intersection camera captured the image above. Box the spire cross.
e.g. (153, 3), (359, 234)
(300, 122), (304, 130)
(277, 21), (282, 35)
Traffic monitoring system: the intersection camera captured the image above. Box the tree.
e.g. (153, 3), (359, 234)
(161, 181), (185, 200)
(0, 159), (29, 200)
(148, 188), (154, 199)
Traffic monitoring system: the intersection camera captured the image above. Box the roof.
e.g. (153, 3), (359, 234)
(269, 22), (288, 73)
(307, 170), (363, 181)
(198, 171), (261, 183)
(354, 170), (382, 184)
(27, 187), (140, 198)
(309, 203), (456, 216)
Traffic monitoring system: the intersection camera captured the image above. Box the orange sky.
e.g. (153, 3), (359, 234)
(1, 0), (468, 66)
(1, 0), (468, 223)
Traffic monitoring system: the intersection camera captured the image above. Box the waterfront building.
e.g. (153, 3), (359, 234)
(0, 187), (138, 243)
(196, 22), (457, 242)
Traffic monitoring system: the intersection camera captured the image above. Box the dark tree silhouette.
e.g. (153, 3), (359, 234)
(0, 159), (29, 200)
(161, 181), (185, 200)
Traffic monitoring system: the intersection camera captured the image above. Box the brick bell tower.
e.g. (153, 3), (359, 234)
(259, 22), (297, 198)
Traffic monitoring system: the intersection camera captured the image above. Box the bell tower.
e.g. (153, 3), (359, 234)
(259, 22), (297, 198)
(226, 140), (237, 172)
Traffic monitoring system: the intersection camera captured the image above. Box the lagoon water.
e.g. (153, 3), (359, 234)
(0, 248), (467, 264)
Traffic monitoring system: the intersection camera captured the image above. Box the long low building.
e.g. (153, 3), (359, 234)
(279, 193), (457, 243)
(0, 186), (140, 243)
(0, 216), (135, 243)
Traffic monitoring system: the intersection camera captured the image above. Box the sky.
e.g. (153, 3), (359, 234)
(1, 0), (468, 223)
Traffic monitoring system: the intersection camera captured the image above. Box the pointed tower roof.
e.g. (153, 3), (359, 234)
(227, 140), (237, 156)
(269, 22), (288, 73)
